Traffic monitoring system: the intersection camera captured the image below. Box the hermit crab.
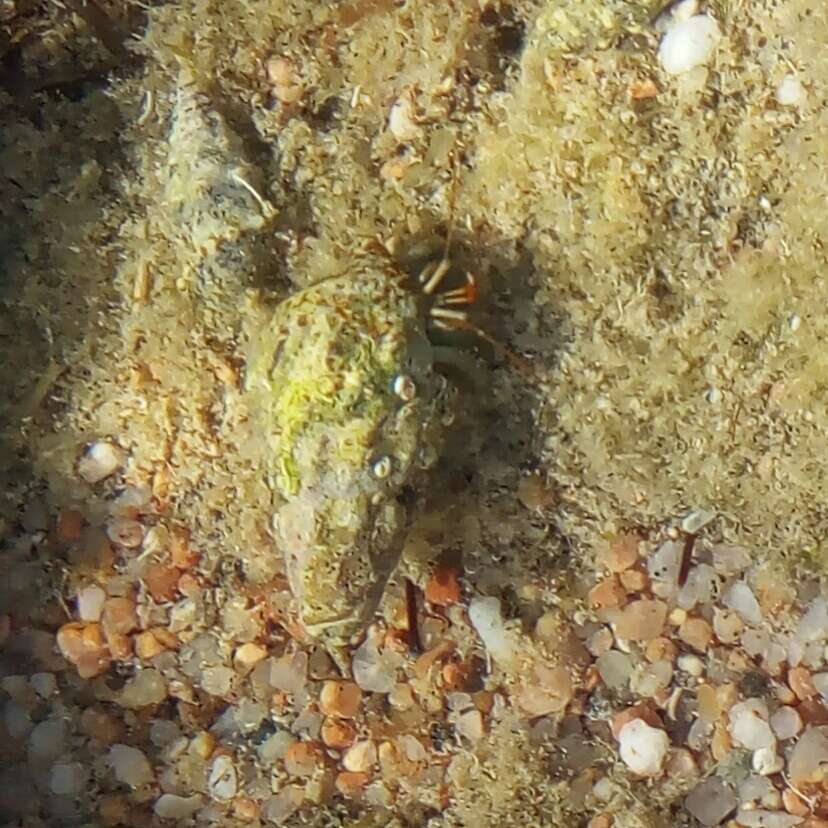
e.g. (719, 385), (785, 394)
(245, 244), (478, 661)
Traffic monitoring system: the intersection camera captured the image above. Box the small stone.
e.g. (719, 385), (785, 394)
(263, 785), (304, 824)
(658, 15), (721, 75)
(677, 654), (705, 677)
(697, 684), (721, 722)
(321, 717), (356, 750)
(631, 660), (673, 696)
(118, 668), (167, 708)
(425, 565), (462, 606)
(729, 700), (776, 751)
(77, 584), (107, 622)
(30, 672), (57, 698)
(134, 630), (166, 661)
(771, 706), (803, 740)
(685, 777), (738, 826)
(588, 627), (615, 657)
(776, 74), (804, 107)
(788, 726), (828, 784)
(343, 740), (377, 773)
(589, 576), (627, 609)
(679, 617), (713, 652)
(797, 599), (828, 643)
(456, 708), (485, 742)
(320, 681), (362, 718)
(468, 596), (520, 670)
(620, 569), (648, 592)
(284, 742), (321, 776)
(335, 771), (370, 799)
(812, 673), (828, 699)
(143, 562), (179, 602)
(612, 703), (663, 740)
(388, 88), (419, 142)
(753, 746), (784, 775)
(78, 441), (124, 483)
(735, 810), (804, 828)
(645, 637), (678, 662)
(782, 788), (810, 817)
(596, 650), (633, 689)
(388, 683), (415, 711)
(50, 761), (87, 796)
(266, 56), (303, 104)
(234, 643), (267, 672)
(269, 651), (308, 694)
(108, 744), (153, 788)
(599, 534), (640, 572)
(724, 583), (763, 626)
(208, 754), (237, 800)
(101, 597), (138, 636)
(154, 794), (203, 820)
(790, 667), (818, 700)
(618, 719), (670, 777)
(714, 608), (745, 644)
(352, 635), (402, 693)
(681, 509), (715, 534)
(202, 665), (235, 696)
(56, 622), (111, 679)
(615, 599), (667, 641)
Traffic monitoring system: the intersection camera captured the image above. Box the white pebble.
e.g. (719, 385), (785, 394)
(30, 672), (57, 698)
(658, 15), (722, 75)
(388, 89), (419, 142)
(735, 810), (804, 828)
(108, 743), (154, 788)
(788, 725), (828, 785)
(797, 599), (828, 643)
(729, 700), (775, 751)
(724, 582), (763, 626)
(78, 441), (124, 483)
(208, 754), (237, 800)
(681, 508), (715, 534)
(618, 719), (669, 776)
(469, 596), (520, 670)
(677, 653), (704, 677)
(352, 635), (401, 694)
(813, 672), (828, 699)
(49, 762), (87, 796)
(752, 746), (784, 775)
(154, 794), (203, 820)
(343, 740), (377, 773)
(685, 777), (738, 826)
(776, 74), (804, 107)
(770, 706), (802, 740)
(77, 584), (107, 622)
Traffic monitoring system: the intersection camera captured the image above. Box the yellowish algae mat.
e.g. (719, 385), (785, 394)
(2, 0), (828, 826)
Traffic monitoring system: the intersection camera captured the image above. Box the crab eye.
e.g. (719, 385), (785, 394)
(372, 456), (392, 479)
(392, 374), (417, 401)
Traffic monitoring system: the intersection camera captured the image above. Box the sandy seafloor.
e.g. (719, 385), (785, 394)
(3, 1), (828, 826)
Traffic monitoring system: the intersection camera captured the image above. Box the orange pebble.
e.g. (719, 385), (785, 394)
(789, 666), (818, 701)
(57, 509), (84, 542)
(143, 562), (179, 602)
(335, 771), (370, 798)
(321, 717), (357, 750)
(320, 681), (362, 718)
(588, 576), (626, 609)
(134, 630), (166, 660)
(425, 566), (461, 606)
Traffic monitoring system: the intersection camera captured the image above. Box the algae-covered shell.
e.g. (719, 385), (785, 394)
(246, 258), (454, 639)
